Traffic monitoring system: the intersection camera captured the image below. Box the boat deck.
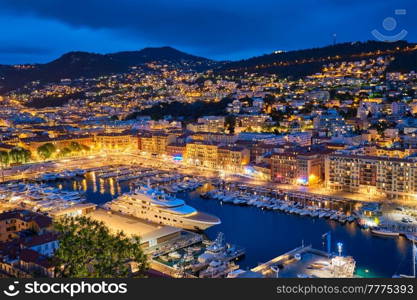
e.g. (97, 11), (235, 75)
(185, 211), (221, 224)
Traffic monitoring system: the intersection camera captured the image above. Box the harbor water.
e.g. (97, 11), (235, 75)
(48, 173), (415, 278)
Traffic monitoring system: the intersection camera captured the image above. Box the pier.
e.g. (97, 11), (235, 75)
(251, 245), (356, 278)
(251, 245), (312, 274)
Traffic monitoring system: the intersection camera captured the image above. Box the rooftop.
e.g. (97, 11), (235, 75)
(0, 210), (52, 229)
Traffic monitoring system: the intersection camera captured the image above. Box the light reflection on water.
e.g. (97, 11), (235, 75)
(47, 174), (415, 278)
(396, 236), (408, 256)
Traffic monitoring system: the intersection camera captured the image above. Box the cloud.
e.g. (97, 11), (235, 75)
(0, 45), (51, 55)
(0, 0), (415, 63)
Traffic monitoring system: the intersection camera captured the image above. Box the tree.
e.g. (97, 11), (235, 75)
(126, 97), (233, 121)
(22, 149), (31, 163)
(9, 147), (31, 164)
(298, 103), (314, 114)
(269, 108), (286, 124)
(0, 151), (9, 182)
(339, 107), (357, 119)
(53, 216), (148, 278)
(69, 142), (82, 152)
(369, 120), (395, 135)
(9, 148), (20, 164)
(262, 94), (276, 113)
(0, 151), (10, 167)
(225, 115), (236, 134)
(37, 143), (57, 160)
(58, 147), (72, 158)
(81, 144), (90, 152)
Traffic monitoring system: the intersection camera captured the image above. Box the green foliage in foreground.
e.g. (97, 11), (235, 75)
(53, 216), (148, 278)
(37, 143), (56, 160)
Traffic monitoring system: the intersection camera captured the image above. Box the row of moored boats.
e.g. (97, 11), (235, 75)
(201, 190), (357, 224)
(37, 169), (86, 181)
(0, 182), (86, 213)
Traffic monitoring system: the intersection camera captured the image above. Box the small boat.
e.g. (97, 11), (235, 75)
(330, 214), (338, 220)
(297, 274), (313, 278)
(310, 210), (319, 218)
(272, 204), (281, 211)
(168, 251), (182, 259)
(41, 173), (58, 181)
(371, 228), (399, 237)
(323, 211), (332, 218)
(405, 234), (417, 243)
(347, 216), (356, 223)
(339, 215), (347, 224)
(73, 169), (86, 176)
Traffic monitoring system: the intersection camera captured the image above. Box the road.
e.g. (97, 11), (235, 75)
(2, 151), (417, 208)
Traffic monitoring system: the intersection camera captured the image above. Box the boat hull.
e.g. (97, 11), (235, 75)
(371, 229), (399, 237)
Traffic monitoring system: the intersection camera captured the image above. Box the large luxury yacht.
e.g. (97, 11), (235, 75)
(104, 187), (221, 231)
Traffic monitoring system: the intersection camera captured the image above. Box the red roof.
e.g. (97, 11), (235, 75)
(19, 249), (54, 268)
(0, 210), (52, 229)
(21, 232), (58, 248)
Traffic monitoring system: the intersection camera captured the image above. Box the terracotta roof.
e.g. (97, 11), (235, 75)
(0, 210), (52, 229)
(21, 232), (58, 248)
(218, 145), (246, 152)
(0, 143), (14, 150)
(19, 249), (54, 268)
(21, 134), (91, 143)
(330, 153), (414, 163)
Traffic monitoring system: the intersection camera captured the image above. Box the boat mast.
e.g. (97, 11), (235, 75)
(322, 232), (331, 254)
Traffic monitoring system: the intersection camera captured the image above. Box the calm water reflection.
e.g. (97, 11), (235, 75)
(48, 174), (414, 277)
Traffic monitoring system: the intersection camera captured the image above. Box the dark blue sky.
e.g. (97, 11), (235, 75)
(0, 0), (416, 64)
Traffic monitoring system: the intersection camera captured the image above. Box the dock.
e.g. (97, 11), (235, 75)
(251, 245), (356, 278)
(251, 245), (313, 274)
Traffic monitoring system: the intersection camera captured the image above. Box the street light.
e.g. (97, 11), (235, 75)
(271, 265), (279, 278)
(337, 242), (343, 256)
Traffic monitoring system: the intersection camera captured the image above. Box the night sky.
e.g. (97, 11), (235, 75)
(0, 0), (416, 64)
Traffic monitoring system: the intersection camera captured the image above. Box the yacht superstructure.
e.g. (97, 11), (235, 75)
(104, 187), (220, 231)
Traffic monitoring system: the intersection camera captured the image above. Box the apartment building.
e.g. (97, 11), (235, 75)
(235, 114), (273, 131)
(184, 141), (219, 169)
(138, 132), (177, 155)
(184, 141), (249, 170)
(166, 143), (186, 158)
(186, 116), (225, 133)
(271, 152), (297, 184)
(217, 146), (250, 171)
(190, 132), (237, 145)
(0, 210), (52, 242)
(271, 148), (327, 185)
(325, 154), (417, 200)
(94, 132), (136, 150)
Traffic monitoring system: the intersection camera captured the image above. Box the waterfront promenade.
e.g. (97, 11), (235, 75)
(3, 152), (417, 209)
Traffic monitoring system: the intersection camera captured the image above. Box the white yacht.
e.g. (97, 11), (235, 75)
(104, 187), (221, 231)
(41, 172), (58, 181)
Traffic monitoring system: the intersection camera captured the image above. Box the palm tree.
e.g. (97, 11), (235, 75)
(9, 147), (30, 164)
(0, 151), (9, 166)
(0, 151), (9, 182)
(9, 148), (20, 164)
(21, 149), (31, 163)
